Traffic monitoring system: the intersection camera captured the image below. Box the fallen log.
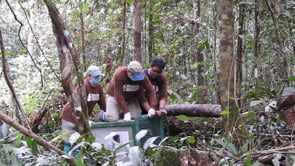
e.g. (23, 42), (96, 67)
(165, 104), (221, 117)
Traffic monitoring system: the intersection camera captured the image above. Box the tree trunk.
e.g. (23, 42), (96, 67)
(79, 0), (86, 71)
(254, 0), (263, 87)
(217, 0), (248, 141)
(236, 3), (245, 107)
(118, 0), (127, 66)
(193, 0), (205, 90)
(133, 0), (142, 62)
(44, 0), (91, 136)
(147, 1), (154, 62)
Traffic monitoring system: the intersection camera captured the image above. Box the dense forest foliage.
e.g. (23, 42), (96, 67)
(0, 0), (295, 165)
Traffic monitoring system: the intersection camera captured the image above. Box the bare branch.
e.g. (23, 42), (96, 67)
(0, 112), (75, 165)
(0, 29), (30, 128)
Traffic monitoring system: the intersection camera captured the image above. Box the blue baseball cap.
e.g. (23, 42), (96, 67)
(128, 61), (144, 81)
(90, 71), (102, 77)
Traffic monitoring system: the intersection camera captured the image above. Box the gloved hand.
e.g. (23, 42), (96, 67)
(123, 112), (131, 121)
(147, 108), (156, 117)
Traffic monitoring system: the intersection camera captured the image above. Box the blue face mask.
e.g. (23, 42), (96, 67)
(128, 75), (136, 81)
(90, 77), (100, 87)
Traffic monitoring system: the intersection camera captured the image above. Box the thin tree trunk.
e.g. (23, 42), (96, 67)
(217, 0), (247, 141)
(264, 0), (288, 85)
(44, 0), (91, 136)
(0, 30), (30, 128)
(133, 0), (142, 62)
(254, 0), (263, 87)
(147, 0), (154, 62)
(236, 3), (245, 107)
(217, 0), (236, 113)
(79, 0), (86, 70)
(118, 0), (127, 66)
(193, 0), (204, 90)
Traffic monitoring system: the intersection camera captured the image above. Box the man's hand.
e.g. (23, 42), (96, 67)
(148, 108), (156, 117)
(156, 107), (167, 116)
(160, 109), (167, 116)
(156, 110), (167, 116)
(123, 112), (131, 121)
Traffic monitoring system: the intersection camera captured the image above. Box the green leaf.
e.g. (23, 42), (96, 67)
(86, 136), (95, 143)
(75, 149), (86, 166)
(80, 2), (90, 15)
(126, 0), (134, 5)
(15, 133), (23, 146)
(187, 136), (196, 144)
(197, 40), (210, 51)
(221, 109), (229, 115)
(243, 153), (253, 166)
(288, 76), (295, 82)
(26, 137), (38, 156)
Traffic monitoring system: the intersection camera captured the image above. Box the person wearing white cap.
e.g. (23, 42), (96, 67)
(84, 65), (106, 115)
(60, 65), (106, 153)
(98, 61), (157, 121)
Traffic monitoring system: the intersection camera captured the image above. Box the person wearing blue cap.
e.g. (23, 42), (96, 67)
(83, 66), (106, 119)
(97, 61), (157, 122)
(60, 65), (106, 153)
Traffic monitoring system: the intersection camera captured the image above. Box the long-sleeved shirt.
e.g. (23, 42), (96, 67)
(60, 78), (106, 124)
(84, 77), (106, 114)
(106, 67), (157, 113)
(144, 69), (168, 109)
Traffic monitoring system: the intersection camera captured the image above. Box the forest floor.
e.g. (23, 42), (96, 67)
(28, 93), (295, 165)
(164, 112), (294, 166)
